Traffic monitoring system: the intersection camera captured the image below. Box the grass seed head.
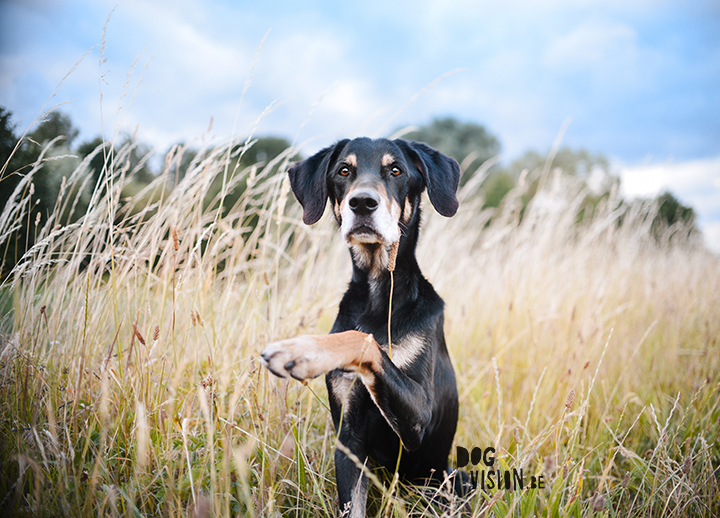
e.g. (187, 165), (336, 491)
(132, 323), (146, 346)
(565, 389), (575, 410)
(388, 240), (399, 272)
(682, 456), (691, 474)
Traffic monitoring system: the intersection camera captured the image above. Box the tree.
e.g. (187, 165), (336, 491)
(499, 147), (619, 218)
(1, 107), (36, 181)
(0, 107), (17, 170)
(77, 136), (106, 189)
(508, 148), (612, 182)
(651, 191), (698, 241)
(1, 108), (35, 272)
(28, 111), (79, 148)
(204, 136), (295, 216)
(482, 171), (516, 209)
(401, 117), (501, 181)
(505, 147), (701, 240)
(0, 107), (24, 222)
(238, 136), (294, 169)
(24, 112), (83, 225)
(0, 108), (85, 275)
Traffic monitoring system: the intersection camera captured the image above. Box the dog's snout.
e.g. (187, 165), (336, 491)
(348, 190), (380, 216)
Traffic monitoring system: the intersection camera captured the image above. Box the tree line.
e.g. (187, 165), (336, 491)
(0, 107), (698, 277)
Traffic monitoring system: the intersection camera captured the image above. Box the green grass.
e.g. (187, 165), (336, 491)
(0, 135), (718, 517)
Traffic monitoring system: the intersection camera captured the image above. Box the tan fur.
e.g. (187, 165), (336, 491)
(329, 372), (359, 413)
(390, 197), (401, 222)
(261, 331), (383, 382)
(348, 194), (401, 278)
(341, 180), (401, 268)
(261, 330), (426, 454)
(402, 197), (412, 224)
(345, 153), (357, 167)
(351, 243), (386, 273)
(385, 334), (424, 368)
(381, 153), (396, 167)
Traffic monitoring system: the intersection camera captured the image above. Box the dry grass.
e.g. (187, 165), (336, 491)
(0, 133), (718, 517)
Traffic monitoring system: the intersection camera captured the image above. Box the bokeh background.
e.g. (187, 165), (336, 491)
(1, 0), (719, 250)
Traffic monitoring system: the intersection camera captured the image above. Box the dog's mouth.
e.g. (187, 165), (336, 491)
(346, 224), (384, 245)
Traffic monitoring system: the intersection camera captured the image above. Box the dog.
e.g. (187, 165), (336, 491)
(260, 137), (461, 516)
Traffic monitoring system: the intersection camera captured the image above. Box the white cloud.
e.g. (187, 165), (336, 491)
(619, 156), (720, 201)
(704, 221), (720, 254)
(619, 156), (720, 252)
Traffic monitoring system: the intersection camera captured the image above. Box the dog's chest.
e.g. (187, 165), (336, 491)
(328, 333), (425, 412)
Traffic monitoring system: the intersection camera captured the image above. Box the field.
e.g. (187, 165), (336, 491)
(0, 136), (718, 517)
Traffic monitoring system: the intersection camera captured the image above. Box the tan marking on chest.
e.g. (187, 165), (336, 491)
(330, 372), (361, 414)
(384, 334), (425, 369)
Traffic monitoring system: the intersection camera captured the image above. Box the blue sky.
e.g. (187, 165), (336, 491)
(1, 0), (719, 248)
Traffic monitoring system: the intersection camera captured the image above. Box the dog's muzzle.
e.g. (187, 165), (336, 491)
(342, 188), (399, 245)
(348, 189), (380, 217)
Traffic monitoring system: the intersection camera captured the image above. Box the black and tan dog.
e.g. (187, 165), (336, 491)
(260, 137), (461, 516)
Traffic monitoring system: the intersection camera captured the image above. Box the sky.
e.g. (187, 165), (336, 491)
(1, 0), (719, 250)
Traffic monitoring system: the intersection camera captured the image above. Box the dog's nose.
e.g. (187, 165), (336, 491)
(348, 190), (380, 216)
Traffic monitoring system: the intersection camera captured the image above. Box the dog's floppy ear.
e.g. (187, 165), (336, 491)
(395, 139), (461, 217)
(288, 139), (349, 225)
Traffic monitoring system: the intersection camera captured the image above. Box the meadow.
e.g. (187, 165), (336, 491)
(0, 133), (718, 517)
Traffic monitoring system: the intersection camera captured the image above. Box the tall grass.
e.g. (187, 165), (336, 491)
(0, 132), (718, 517)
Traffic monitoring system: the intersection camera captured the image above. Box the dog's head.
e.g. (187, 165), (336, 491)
(288, 138), (460, 249)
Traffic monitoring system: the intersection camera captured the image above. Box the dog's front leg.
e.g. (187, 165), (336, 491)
(260, 330), (382, 381)
(261, 331), (433, 450)
(335, 442), (368, 518)
(261, 331), (377, 515)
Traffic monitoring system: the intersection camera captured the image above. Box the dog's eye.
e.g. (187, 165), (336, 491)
(391, 166), (402, 176)
(339, 166), (350, 176)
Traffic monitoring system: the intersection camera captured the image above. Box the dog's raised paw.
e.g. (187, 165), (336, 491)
(260, 336), (333, 380)
(259, 341), (292, 378)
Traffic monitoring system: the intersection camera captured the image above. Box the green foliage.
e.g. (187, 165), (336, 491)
(3, 106), (703, 279)
(481, 171), (515, 209)
(484, 146), (699, 240)
(496, 147), (619, 222)
(76, 136), (107, 188)
(0, 109), (88, 275)
(29, 111), (79, 148)
(0, 107), (17, 166)
(509, 147), (611, 179)
(1, 107), (35, 183)
(402, 116), (501, 178)
(238, 136), (294, 170)
(651, 190), (698, 240)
